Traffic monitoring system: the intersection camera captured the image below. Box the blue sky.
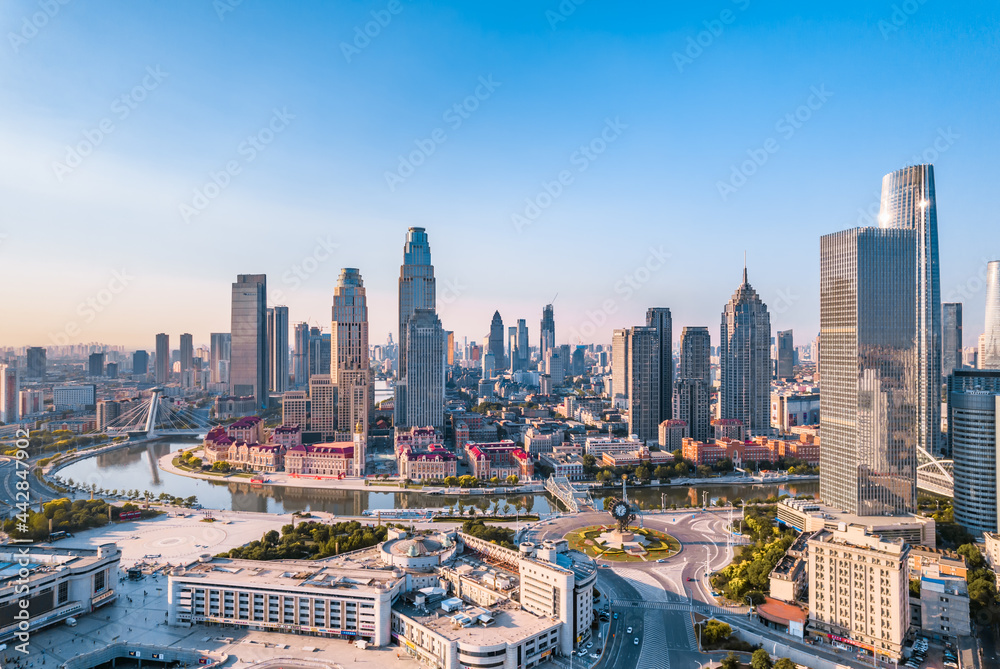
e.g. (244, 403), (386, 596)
(2, 0), (999, 350)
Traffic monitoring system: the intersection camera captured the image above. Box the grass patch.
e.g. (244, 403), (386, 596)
(564, 524), (681, 562)
(433, 515), (539, 523)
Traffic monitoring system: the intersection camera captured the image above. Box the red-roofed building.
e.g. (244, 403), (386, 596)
(465, 441), (533, 479)
(228, 416), (265, 444)
(394, 426), (441, 456)
(398, 443), (457, 481)
(271, 424), (303, 449)
(285, 442), (355, 476)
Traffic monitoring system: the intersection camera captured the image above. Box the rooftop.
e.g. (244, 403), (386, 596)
(172, 556), (401, 591)
(394, 598), (559, 644)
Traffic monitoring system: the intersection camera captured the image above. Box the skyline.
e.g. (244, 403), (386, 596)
(3, 1), (1000, 348)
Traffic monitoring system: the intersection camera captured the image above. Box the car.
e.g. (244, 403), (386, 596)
(613, 613), (619, 620)
(577, 650), (587, 657)
(943, 662), (958, 669)
(589, 653), (600, 660)
(687, 577), (694, 581)
(656, 559), (666, 563)
(633, 638), (639, 645)
(904, 662), (918, 669)
(586, 642), (593, 649)
(626, 627), (632, 634)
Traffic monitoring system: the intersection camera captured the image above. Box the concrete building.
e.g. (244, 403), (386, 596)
(658, 419), (687, 452)
(720, 266), (772, 436)
(808, 525), (910, 661)
(281, 390), (309, 432)
(155, 332), (170, 383)
(333, 269), (372, 445)
(400, 309), (445, 431)
(180, 333), (194, 380)
(308, 375), (337, 441)
(673, 378), (710, 444)
(268, 305), (289, 393)
(776, 329), (794, 380)
(19, 389), (44, 416)
(0, 364), (19, 424)
(950, 388), (1000, 535)
(26, 346), (46, 379)
(777, 498), (935, 548)
(539, 452), (585, 480)
(292, 322), (310, 388)
(231, 274), (268, 408)
(583, 436), (644, 457)
(53, 384), (95, 410)
(915, 567), (971, 639)
(771, 392), (820, 434)
(942, 302), (963, 377)
(646, 307), (673, 425)
(132, 349), (149, 376)
(465, 441), (533, 480)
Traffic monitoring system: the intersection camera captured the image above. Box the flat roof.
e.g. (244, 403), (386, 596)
(172, 557), (401, 592)
(395, 599), (559, 644)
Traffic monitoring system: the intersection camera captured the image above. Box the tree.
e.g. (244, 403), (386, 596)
(958, 543), (985, 571)
(212, 461), (231, 472)
(751, 649), (773, 669)
(635, 465), (650, 481)
(653, 465), (671, 480)
(701, 619), (731, 645)
(773, 659), (797, 669)
(443, 476), (459, 487)
(506, 474), (518, 485)
(720, 652), (741, 669)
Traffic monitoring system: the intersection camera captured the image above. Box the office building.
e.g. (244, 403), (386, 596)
(942, 302), (963, 377)
(776, 498), (935, 547)
(611, 329), (629, 404)
(231, 274), (268, 408)
(719, 266), (772, 436)
(915, 568), (971, 638)
(540, 303), (555, 361)
(517, 318), (529, 371)
(155, 333), (170, 384)
(984, 260), (1000, 369)
(672, 378), (709, 442)
(53, 385), (95, 410)
(658, 419), (687, 452)
(950, 388), (1000, 536)
(308, 374), (337, 441)
(820, 227), (917, 515)
(268, 305), (289, 393)
(646, 307), (673, 423)
(132, 350), (149, 376)
(808, 525), (909, 661)
(947, 369), (1000, 455)
(332, 268), (371, 450)
(679, 326), (711, 383)
(209, 332), (231, 385)
(0, 364), (19, 424)
(614, 326), (661, 443)
(776, 329), (794, 379)
(88, 352), (105, 377)
(879, 164), (942, 455)
(96, 400), (123, 430)
(105, 362), (118, 380)
(397, 227), (436, 378)
(400, 309), (445, 431)
(292, 322), (310, 387)
(281, 390), (309, 430)
(309, 327), (331, 377)
(19, 389), (44, 416)
(488, 311), (505, 372)
(179, 333), (193, 378)
(770, 391), (820, 433)
(26, 346), (46, 379)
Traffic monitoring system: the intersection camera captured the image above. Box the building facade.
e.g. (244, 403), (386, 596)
(942, 302), (963, 378)
(332, 268), (372, 448)
(268, 305), (289, 393)
(720, 267), (771, 436)
(231, 274), (268, 408)
(950, 389), (1000, 535)
(984, 260), (1000, 369)
(400, 309), (445, 431)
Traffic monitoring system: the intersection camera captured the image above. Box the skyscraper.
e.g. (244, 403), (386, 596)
(950, 388), (1000, 536)
(292, 322), (310, 387)
(132, 350), (149, 376)
(179, 333), (194, 379)
(332, 268), (371, 448)
(624, 326), (660, 443)
(488, 311), (505, 371)
(517, 319), (529, 371)
(776, 329), (794, 380)
(719, 266), (772, 436)
(507, 326), (518, 373)
(396, 228), (437, 428)
(942, 303), (963, 377)
(88, 352), (105, 377)
(675, 326), (712, 441)
(645, 307), (673, 423)
(679, 326), (711, 383)
(983, 260), (1000, 369)
(402, 309), (445, 430)
(26, 347), (46, 379)
(819, 226), (917, 515)
(268, 305), (289, 393)
(210, 332), (231, 384)
(611, 329), (629, 403)
(231, 274), (268, 407)
(0, 364), (20, 424)
(540, 304), (555, 360)
(879, 164), (942, 455)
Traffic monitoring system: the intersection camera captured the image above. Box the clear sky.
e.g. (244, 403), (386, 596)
(2, 0), (998, 351)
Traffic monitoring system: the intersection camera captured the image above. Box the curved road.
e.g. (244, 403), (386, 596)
(0, 456), (60, 514)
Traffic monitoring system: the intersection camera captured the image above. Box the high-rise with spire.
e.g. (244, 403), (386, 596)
(878, 164), (942, 455)
(332, 268), (371, 457)
(719, 264), (771, 436)
(396, 227), (437, 428)
(540, 304), (555, 361)
(488, 311), (505, 371)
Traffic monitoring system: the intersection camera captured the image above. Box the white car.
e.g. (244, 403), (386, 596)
(626, 626), (633, 634)
(634, 638), (639, 645)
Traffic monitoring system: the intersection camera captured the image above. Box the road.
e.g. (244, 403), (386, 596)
(0, 455), (59, 513)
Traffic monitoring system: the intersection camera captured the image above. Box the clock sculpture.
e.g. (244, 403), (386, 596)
(607, 497), (635, 533)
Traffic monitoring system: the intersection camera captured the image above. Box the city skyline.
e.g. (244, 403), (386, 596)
(3, 2), (1000, 348)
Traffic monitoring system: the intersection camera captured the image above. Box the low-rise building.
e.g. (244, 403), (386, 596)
(600, 445), (674, 468)
(711, 418), (745, 441)
(213, 395), (256, 419)
(584, 436), (644, 457)
(465, 441), (534, 480)
(768, 531), (812, 603)
(285, 442), (356, 477)
(776, 499), (935, 548)
(539, 452), (585, 480)
(398, 443), (458, 481)
(524, 427), (563, 456)
(914, 567), (971, 639)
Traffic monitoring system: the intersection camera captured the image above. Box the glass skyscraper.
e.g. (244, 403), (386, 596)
(950, 389), (1000, 536)
(332, 268), (371, 442)
(819, 227), (917, 515)
(719, 268), (771, 436)
(402, 308), (445, 430)
(488, 311), (505, 371)
(540, 304), (555, 360)
(268, 305), (289, 393)
(675, 326), (712, 441)
(646, 307), (673, 423)
(396, 228), (437, 428)
(942, 302), (963, 378)
(230, 274), (267, 407)
(878, 164), (942, 455)
(983, 260), (1000, 369)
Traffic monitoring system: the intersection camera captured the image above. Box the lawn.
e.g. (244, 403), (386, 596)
(564, 524), (681, 562)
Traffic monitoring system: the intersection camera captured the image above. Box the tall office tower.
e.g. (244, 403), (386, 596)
(946, 369), (1000, 455)
(292, 322), (310, 387)
(540, 304), (555, 360)
(983, 260), (1000, 369)
(819, 227), (917, 516)
(308, 374), (338, 440)
(516, 320), (528, 371)
(679, 327), (711, 383)
(942, 303), (963, 377)
(507, 326), (518, 373)
(672, 378), (710, 442)
(776, 329), (794, 380)
(268, 305), (289, 393)
(26, 347), (46, 379)
(625, 327), (661, 443)
(719, 267), (772, 436)
(571, 346), (585, 376)
(400, 309), (445, 430)
(88, 352), (105, 377)
(0, 364), (20, 424)
(231, 274), (268, 408)
(105, 362), (118, 379)
(397, 226), (436, 407)
(132, 350), (149, 376)
(488, 311), (505, 371)
(209, 333), (231, 384)
(445, 331), (455, 367)
(611, 329), (629, 402)
(332, 268), (371, 445)
(179, 333), (194, 378)
(645, 307), (673, 423)
(950, 388), (1000, 535)
(879, 164), (942, 455)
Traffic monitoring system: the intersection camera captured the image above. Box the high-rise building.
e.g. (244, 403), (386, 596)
(947, 369), (1000, 456)
(679, 327), (711, 383)
(309, 327), (331, 377)
(26, 347), (46, 379)
(879, 164), (942, 455)
(231, 274), (268, 408)
(332, 268), (371, 451)
(517, 319), (529, 372)
(645, 308), (673, 423)
(942, 303), (963, 378)
(210, 333), (231, 384)
(488, 311), (505, 372)
(308, 374), (337, 441)
(396, 228), (438, 428)
(88, 352), (105, 377)
(445, 330), (455, 367)
(105, 362), (118, 379)
(819, 226), (917, 515)
(292, 322), (310, 388)
(776, 329), (794, 380)
(401, 309), (445, 430)
(132, 350), (149, 376)
(0, 364), (20, 424)
(507, 326), (518, 373)
(983, 260), (1000, 369)
(611, 329), (629, 403)
(719, 267), (771, 436)
(616, 326), (660, 443)
(950, 388), (1000, 536)
(672, 378), (709, 442)
(96, 400), (122, 431)
(268, 305), (289, 393)
(179, 333), (193, 379)
(540, 304), (555, 361)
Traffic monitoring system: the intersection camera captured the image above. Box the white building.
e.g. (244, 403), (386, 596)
(53, 384), (96, 410)
(584, 436), (644, 457)
(0, 364), (20, 424)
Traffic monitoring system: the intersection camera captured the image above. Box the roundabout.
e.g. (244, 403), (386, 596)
(564, 523), (681, 562)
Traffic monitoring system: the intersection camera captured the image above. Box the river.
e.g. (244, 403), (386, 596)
(56, 440), (818, 516)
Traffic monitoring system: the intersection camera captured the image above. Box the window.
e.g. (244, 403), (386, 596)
(94, 570), (106, 593)
(58, 581), (69, 604)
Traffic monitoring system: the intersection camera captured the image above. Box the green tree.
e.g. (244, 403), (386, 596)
(701, 619), (731, 645)
(751, 649), (773, 669)
(505, 474), (518, 485)
(773, 659), (797, 669)
(212, 461), (231, 472)
(443, 476), (459, 487)
(720, 652), (741, 669)
(635, 465), (650, 481)
(958, 543), (985, 570)
(653, 465), (671, 480)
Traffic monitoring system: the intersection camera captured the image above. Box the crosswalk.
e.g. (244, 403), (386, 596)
(636, 611), (670, 669)
(610, 597), (744, 618)
(685, 617), (699, 651)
